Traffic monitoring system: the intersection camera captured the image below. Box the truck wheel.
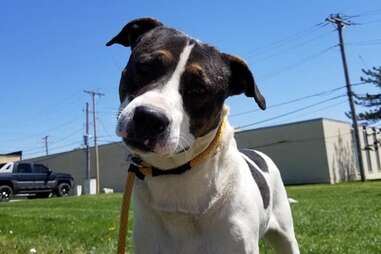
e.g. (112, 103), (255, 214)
(56, 182), (71, 197)
(0, 185), (13, 202)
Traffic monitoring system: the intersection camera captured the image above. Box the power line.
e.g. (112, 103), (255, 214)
(6, 127), (82, 156)
(350, 8), (381, 18)
(259, 44), (337, 81)
(248, 30), (334, 64)
(5, 92), (83, 125)
(348, 42), (381, 47)
(361, 19), (381, 25)
(98, 117), (116, 138)
(25, 140), (83, 161)
(23, 139), (82, 158)
(267, 100), (348, 127)
(49, 127), (83, 145)
(245, 22), (328, 57)
(235, 94), (346, 130)
(230, 82), (366, 118)
(231, 85), (345, 118)
(0, 117), (82, 143)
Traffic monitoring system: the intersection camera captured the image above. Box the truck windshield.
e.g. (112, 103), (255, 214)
(0, 163), (12, 173)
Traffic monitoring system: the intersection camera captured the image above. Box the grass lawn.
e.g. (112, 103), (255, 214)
(0, 181), (380, 254)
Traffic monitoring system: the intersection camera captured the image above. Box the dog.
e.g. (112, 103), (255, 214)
(107, 17), (299, 254)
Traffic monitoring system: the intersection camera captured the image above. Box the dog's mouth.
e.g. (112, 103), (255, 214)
(123, 137), (191, 156)
(175, 146), (191, 154)
(123, 137), (153, 152)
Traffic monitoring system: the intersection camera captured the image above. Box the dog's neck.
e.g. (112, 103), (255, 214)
(137, 127), (219, 170)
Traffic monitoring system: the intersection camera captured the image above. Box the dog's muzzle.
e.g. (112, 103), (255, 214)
(123, 105), (170, 151)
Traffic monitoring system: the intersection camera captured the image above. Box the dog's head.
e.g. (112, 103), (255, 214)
(107, 17), (266, 157)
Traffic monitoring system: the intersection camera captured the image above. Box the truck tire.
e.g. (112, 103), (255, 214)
(56, 182), (71, 197)
(0, 185), (13, 202)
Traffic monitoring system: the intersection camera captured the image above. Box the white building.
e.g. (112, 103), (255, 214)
(24, 118), (381, 191)
(236, 118), (381, 184)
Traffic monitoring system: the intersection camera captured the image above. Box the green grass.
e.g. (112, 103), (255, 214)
(0, 181), (380, 253)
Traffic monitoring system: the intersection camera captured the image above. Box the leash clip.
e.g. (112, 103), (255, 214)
(127, 155), (147, 180)
(127, 154), (143, 167)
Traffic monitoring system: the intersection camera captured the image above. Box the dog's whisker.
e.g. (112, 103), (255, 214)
(178, 135), (192, 153)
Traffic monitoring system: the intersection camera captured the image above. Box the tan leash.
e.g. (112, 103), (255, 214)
(117, 171), (135, 254)
(117, 109), (227, 254)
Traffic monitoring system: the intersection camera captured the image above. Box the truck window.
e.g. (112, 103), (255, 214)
(15, 163), (32, 173)
(0, 163), (7, 173)
(33, 164), (49, 173)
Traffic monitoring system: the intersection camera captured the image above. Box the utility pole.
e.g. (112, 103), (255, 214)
(43, 136), (49, 156)
(84, 102), (91, 181)
(84, 90), (105, 193)
(326, 14), (366, 181)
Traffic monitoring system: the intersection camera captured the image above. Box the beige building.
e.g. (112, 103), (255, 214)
(236, 118), (381, 184)
(23, 118), (381, 191)
(0, 151), (22, 164)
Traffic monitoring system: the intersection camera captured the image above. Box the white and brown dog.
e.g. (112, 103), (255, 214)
(107, 17), (299, 254)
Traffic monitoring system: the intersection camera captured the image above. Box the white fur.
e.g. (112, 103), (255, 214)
(132, 121), (299, 254)
(116, 43), (195, 159)
(116, 41), (299, 253)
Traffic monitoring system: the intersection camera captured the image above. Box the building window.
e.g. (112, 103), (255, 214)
(375, 128), (381, 172)
(363, 127), (373, 173)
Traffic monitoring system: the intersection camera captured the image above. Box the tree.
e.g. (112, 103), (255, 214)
(353, 66), (381, 123)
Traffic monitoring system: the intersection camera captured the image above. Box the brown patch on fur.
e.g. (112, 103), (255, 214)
(155, 49), (174, 66)
(187, 63), (203, 75)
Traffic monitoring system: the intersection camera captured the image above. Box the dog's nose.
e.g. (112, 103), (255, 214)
(132, 106), (170, 139)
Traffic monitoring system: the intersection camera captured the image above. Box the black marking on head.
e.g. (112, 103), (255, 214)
(240, 149), (268, 172)
(106, 17), (163, 48)
(118, 27), (188, 103)
(242, 153), (270, 209)
(180, 43), (230, 137)
(108, 17), (266, 139)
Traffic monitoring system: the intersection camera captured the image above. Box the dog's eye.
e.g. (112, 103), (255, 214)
(135, 52), (169, 77)
(186, 87), (207, 96)
(182, 70), (209, 97)
(136, 57), (156, 74)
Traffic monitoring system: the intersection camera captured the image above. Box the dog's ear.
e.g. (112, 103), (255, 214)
(222, 53), (266, 110)
(106, 17), (163, 48)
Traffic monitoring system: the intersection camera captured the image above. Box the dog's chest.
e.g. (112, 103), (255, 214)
(146, 209), (258, 254)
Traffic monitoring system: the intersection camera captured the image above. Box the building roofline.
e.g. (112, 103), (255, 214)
(0, 151), (22, 156)
(24, 141), (124, 161)
(24, 117), (369, 160)
(235, 117), (353, 134)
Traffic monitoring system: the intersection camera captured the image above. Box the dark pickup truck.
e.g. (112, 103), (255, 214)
(0, 162), (74, 202)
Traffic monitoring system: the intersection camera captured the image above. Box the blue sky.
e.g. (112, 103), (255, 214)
(1, 1), (380, 158)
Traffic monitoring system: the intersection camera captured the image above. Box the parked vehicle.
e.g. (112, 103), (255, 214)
(0, 162), (74, 202)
